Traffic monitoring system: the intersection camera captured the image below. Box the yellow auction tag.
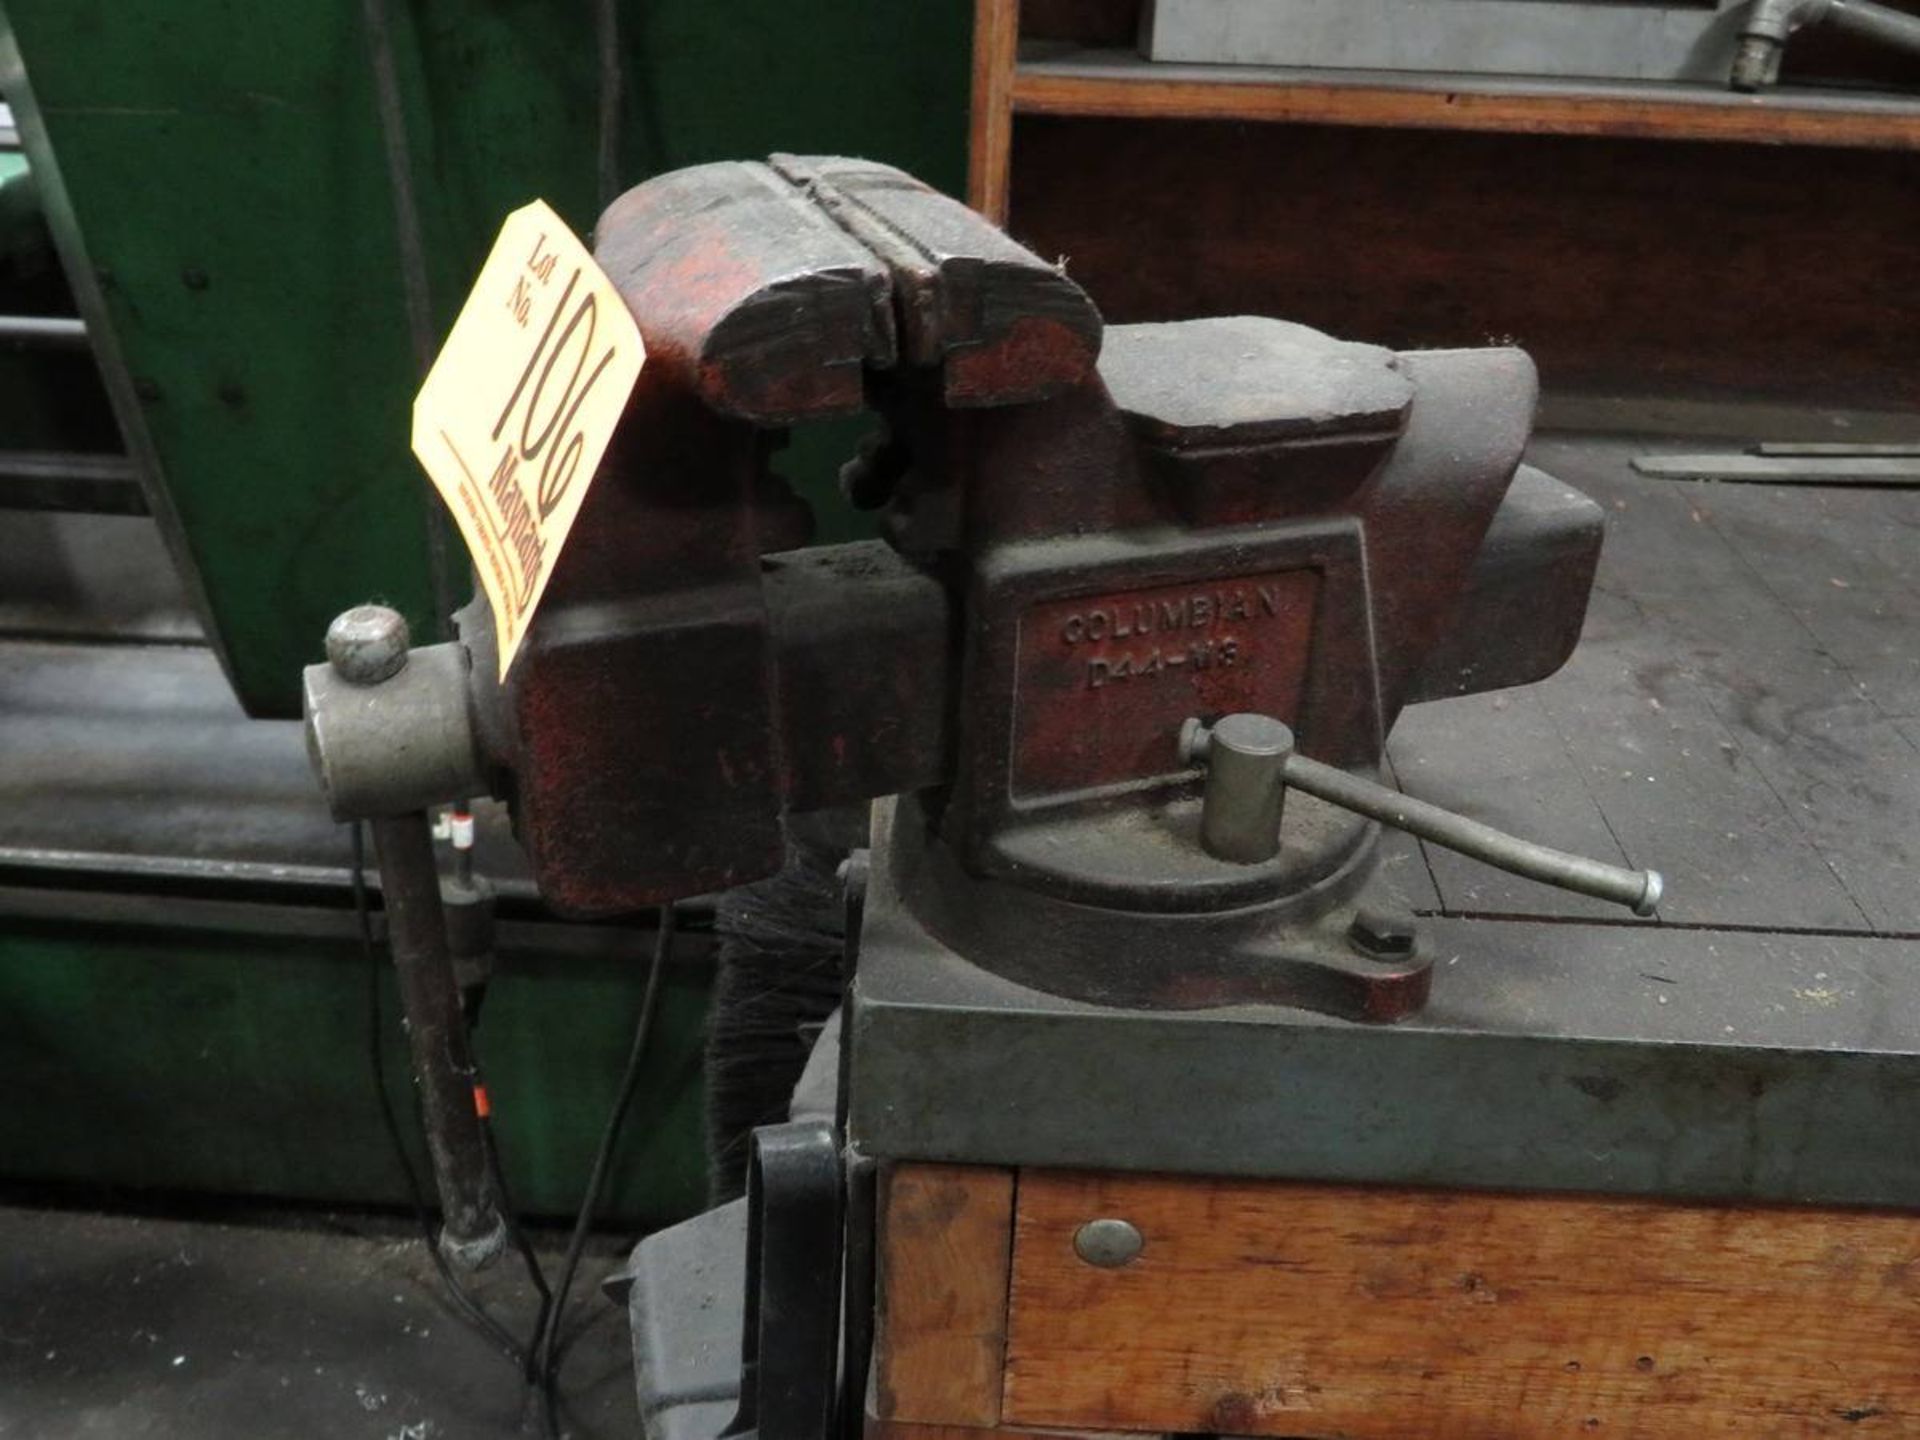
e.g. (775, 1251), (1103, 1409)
(410, 200), (645, 679)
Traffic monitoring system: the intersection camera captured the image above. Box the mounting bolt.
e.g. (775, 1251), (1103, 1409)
(1348, 905), (1416, 960)
(326, 604), (411, 686)
(1073, 1218), (1144, 1268)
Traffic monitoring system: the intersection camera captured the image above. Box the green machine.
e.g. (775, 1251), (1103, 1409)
(0, 1), (969, 1221)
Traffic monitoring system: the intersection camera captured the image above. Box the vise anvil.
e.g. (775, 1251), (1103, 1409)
(305, 153), (1645, 1024)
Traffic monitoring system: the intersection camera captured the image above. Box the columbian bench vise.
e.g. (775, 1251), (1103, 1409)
(304, 156), (1687, 1437)
(306, 152), (1650, 1021)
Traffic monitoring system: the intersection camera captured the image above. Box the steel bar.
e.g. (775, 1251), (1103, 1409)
(1754, 442), (1920, 458)
(369, 811), (506, 1268)
(0, 451), (146, 514)
(1829, 0), (1920, 56)
(1633, 453), (1920, 486)
(0, 314), (87, 348)
(0, 878), (705, 964)
(1284, 752), (1663, 916)
(0, 841), (542, 902)
(1736, 0), (1920, 86)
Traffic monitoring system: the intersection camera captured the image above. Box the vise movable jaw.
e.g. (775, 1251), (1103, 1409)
(305, 154), (1646, 1022)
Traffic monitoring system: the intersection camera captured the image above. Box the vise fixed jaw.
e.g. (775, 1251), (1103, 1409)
(304, 154), (1616, 1020)
(592, 154), (1101, 425)
(486, 157), (1104, 913)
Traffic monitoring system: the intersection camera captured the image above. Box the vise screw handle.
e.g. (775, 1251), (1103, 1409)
(1180, 714), (1664, 918)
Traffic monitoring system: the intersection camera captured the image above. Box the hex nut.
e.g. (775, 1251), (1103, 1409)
(1348, 905), (1417, 959)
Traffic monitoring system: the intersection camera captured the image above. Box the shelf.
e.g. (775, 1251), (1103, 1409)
(1012, 44), (1920, 151)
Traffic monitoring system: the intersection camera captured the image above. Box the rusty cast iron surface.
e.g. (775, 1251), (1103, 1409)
(444, 155), (1600, 1017)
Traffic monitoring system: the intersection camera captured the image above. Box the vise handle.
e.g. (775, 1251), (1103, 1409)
(1180, 714), (1664, 918)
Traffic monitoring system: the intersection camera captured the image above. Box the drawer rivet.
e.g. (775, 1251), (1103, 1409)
(1074, 1218), (1144, 1268)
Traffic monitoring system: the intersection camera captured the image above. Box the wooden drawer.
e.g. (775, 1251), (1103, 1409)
(873, 1163), (1920, 1438)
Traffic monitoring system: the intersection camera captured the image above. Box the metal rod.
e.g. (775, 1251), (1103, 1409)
(0, 840), (541, 899)
(0, 876), (703, 963)
(593, 0), (624, 212)
(1828, 0), (1920, 56)
(1734, 0), (1920, 87)
(1633, 452), (1920, 486)
(1283, 751), (1663, 917)
(358, 0), (459, 638)
(0, 450), (146, 514)
(370, 811), (507, 1268)
(1754, 443), (1920, 458)
(0, 315), (87, 348)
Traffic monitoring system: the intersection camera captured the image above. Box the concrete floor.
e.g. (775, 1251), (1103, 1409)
(0, 1203), (639, 1439)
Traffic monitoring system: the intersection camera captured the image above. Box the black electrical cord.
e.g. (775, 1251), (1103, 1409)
(480, 1116), (554, 1385)
(535, 901), (678, 1438)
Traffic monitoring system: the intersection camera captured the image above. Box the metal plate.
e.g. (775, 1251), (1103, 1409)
(849, 796), (1920, 1206)
(1141, 0), (1748, 82)
(1012, 568), (1320, 795)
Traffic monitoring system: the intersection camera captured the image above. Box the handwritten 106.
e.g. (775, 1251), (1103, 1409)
(485, 231), (619, 615)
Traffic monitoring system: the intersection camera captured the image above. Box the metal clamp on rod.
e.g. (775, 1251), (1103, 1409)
(1180, 714), (1663, 918)
(325, 606), (508, 1269)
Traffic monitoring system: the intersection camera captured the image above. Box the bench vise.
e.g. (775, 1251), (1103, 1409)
(305, 154), (1647, 1028)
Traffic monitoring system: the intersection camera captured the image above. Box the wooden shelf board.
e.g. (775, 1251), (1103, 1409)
(1012, 44), (1920, 149)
